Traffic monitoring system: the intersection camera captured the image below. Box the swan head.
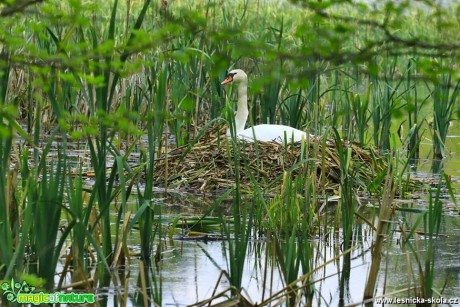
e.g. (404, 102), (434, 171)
(221, 69), (247, 85)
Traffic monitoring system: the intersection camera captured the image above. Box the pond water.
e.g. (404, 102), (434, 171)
(38, 128), (460, 306)
(86, 197), (460, 306)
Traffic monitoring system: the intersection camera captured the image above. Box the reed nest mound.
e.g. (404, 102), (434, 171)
(153, 127), (386, 195)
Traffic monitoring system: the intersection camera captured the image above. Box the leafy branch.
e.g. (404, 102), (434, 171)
(0, 0), (44, 17)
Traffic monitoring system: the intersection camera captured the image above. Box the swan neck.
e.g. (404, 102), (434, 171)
(235, 81), (248, 133)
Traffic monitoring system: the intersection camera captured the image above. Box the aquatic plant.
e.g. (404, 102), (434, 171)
(222, 139), (254, 294)
(0, 142), (14, 277)
(333, 128), (356, 251)
(370, 57), (409, 153)
(0, 55), (14, 278)
(404, 58), (425, 167)
(395, 173), (450, 302)
(430, 72), (459, 172)
(363, 164), (396, 302)
(349, 84), (372, 145)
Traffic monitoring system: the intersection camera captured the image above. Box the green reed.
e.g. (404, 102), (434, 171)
(259, 70), (283, 125)
(0, 136), (13, 278)
(7, 149), (32, 280)
(430, 73), (459, 172)
(257, 15), (286, 126)
(220, 83), (253, 294)
(222, 139), (254, 294)
(137, 63), (168, 263)
(269, 174), (316, 306)
(349, 84), (372, 145)
(168, 64), (198, 146)
(397, 173), (448, 301)
(370, 57), (408, 152)
(363, 162), (396, 302)
(0, 55), (13, 278)
(0, 53), (36, 284)
(257, 139), (316, 305)
(280, 88), (309, 130)
(90, 0), (152, 290)
(333, 129), (356, 251)
(129, 62), (169, 306)
(18, 0), (157, 293)
(65, 167), (93, 288)
(404, 58), (423, 166)
(27, 137), (67, 290)
(420, 178), (444, 299)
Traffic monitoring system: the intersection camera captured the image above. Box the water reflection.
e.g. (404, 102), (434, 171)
(375, 216), (460, 301)
(93, 210), (460, 306)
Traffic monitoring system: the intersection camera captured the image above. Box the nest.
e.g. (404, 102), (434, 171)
(152, 127), (387, 195)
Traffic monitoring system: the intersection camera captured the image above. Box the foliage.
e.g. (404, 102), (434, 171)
(0, 0), (458, 305)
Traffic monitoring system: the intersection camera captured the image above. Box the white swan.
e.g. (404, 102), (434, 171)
(221, 69), (308, 143)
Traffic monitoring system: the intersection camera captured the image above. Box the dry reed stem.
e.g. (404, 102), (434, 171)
(363, 166), (396, 301)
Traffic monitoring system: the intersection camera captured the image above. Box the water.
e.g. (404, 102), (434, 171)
(27, 131), (460, 306)
(75, 188), (459, 306)
(82, 210), (460, 306)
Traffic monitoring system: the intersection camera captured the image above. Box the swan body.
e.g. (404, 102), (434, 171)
(221, 69), (308, 143)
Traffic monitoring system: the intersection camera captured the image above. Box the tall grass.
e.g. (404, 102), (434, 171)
(430, 73), (459, 172)
(0, 139), (14, 283)
(269, 174), (316, 306)
(370, 57), (409, 153)
(255, 139), (317, 305)
(333, 129), (356, 251)
(404, 58), (424, 167)
(222, 138), (254, 294)
(76, 0), (120, 288)
(420, 179), (444, 299)
(30, 143), (67, 290)
(396, 173), (449, 301)
(332, 128), (359, 304)
(349, 84), (372, 145)
(363, 163), (396, 302)
(0, 52), (14, 279)
(65, 168), (91, 288)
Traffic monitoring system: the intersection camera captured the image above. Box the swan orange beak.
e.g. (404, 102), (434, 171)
(221, 75), (233, 85)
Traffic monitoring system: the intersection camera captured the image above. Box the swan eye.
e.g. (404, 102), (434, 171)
(221, 72), (236, 85)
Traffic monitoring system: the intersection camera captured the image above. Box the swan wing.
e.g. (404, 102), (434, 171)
(239, 124), (307, 143)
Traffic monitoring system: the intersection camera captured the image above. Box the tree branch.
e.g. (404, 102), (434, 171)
(1, 0), (44, 17)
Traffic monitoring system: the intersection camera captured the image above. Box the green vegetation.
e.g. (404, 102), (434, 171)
(0, 0), (459, 305)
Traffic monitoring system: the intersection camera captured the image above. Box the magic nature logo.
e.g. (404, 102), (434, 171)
(1, 278), (95, 305)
